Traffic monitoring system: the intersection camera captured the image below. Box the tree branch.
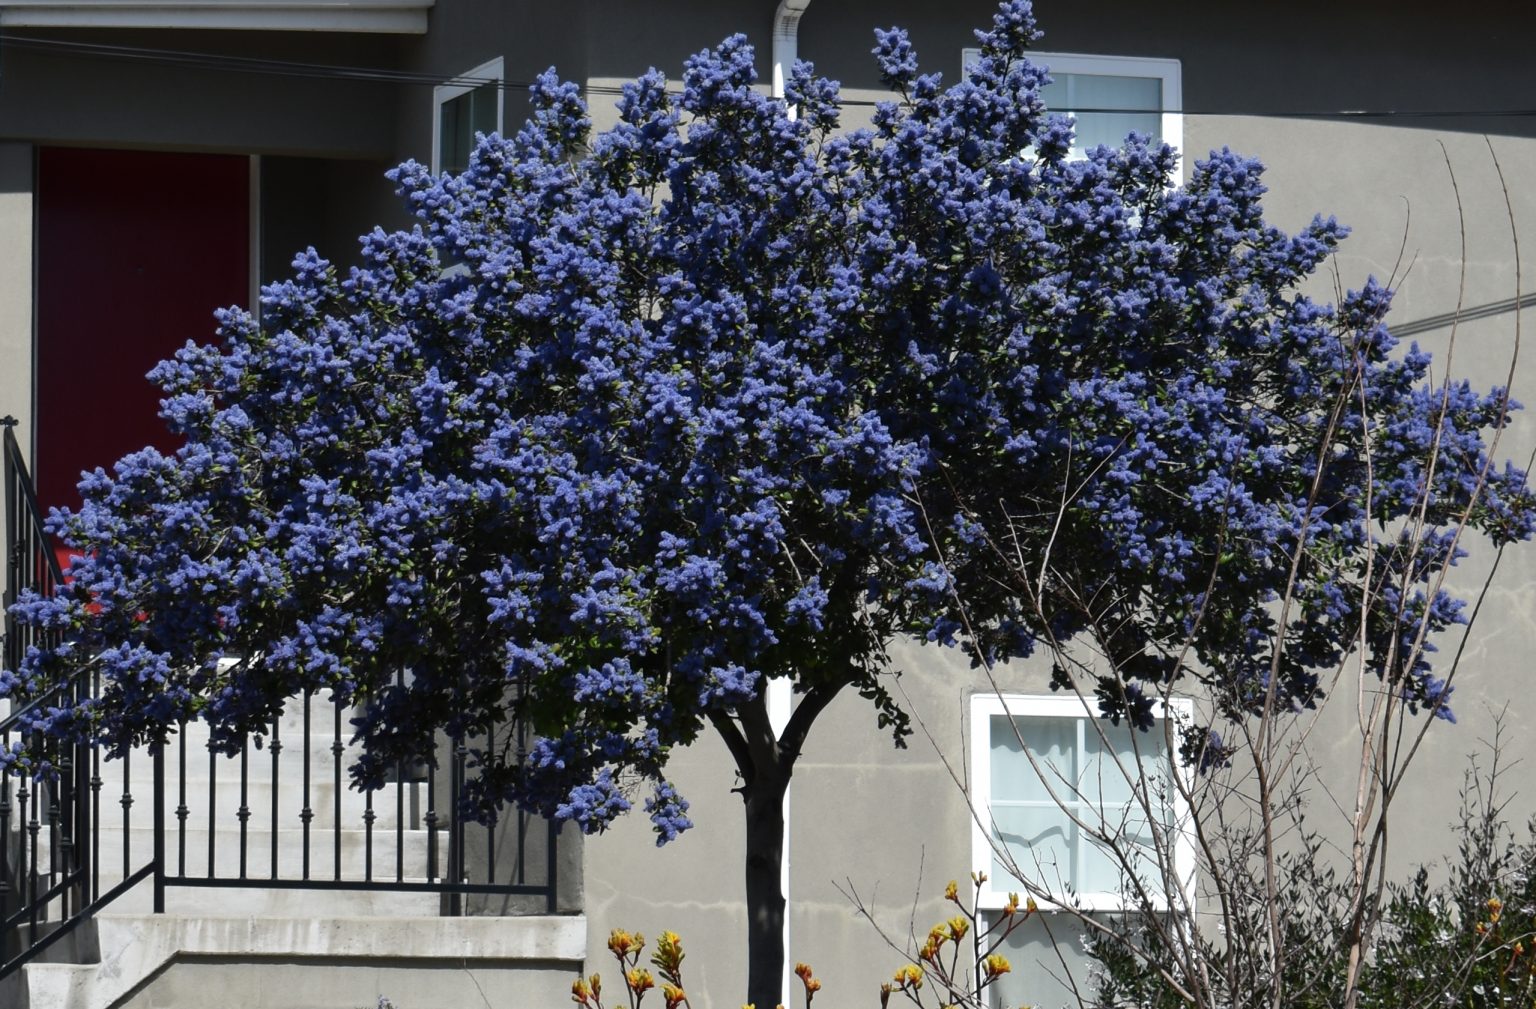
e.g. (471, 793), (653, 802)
(709, 709), (757, 788)
(777, 681), (844, 773)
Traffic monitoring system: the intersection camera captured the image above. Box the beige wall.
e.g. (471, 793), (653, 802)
(0, 143), (32, 476)
(1189, 117), (1536, 877)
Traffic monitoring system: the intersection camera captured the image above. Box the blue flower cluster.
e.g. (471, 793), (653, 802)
(4, 0), (1531, 834)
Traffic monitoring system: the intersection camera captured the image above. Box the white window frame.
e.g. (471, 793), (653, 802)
(969, 692), (1195, 913)
(962, 49), (1183, 181)
(432, 56), (505, 175)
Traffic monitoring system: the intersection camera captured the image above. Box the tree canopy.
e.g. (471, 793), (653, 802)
(4, 5), (1534, 1001)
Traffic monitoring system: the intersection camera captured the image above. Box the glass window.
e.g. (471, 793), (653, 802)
(1040, 71), (1161, 157)
(970, 693), (1192, 912)
(433, 58), (504, 175)
(961, 50), (1182, 176)
(439, 80), (500, 175)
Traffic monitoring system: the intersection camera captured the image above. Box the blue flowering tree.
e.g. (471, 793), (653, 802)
(5, 3), (1533, 1004)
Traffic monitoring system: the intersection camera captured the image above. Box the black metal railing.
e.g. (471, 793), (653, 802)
(1, 420), (561, 981)
(2, 419), (65, 682)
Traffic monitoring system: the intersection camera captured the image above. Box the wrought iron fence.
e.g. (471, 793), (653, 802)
(1, 419), (560, 981)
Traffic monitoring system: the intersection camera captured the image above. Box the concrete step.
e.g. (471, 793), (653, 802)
(13, 913), (586, 1009)
(82, 878), (447, 916)
(22, 823), (441, 883)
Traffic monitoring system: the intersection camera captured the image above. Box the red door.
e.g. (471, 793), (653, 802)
(36, 147), (249, 513)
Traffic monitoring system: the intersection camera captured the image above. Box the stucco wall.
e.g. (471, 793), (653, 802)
(0, 144), (32, 455)
(0, 29), (404, 158)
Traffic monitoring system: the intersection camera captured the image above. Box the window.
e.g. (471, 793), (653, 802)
(433, 57), (504, 174)
(961, 49), (1182, 174)
(969, 693), (1194, 912)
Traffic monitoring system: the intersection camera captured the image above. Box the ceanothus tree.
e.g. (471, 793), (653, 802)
(5, 3), (1533, 1004)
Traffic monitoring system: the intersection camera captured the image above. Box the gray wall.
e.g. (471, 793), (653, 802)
(260, 155), (403, 279)
(395, 0), (592, 167)
(0, 29), (405, 157)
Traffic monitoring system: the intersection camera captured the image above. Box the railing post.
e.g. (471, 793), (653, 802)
(546, 817), (559, 914)
(2, 417), (18, 678)
(74, 731), (90, 915)
(448, 731), (464, 917)
(152, 742), (165, 914)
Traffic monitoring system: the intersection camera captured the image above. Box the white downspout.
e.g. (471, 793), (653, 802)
(772, 0), (814, 114)
(768, 10), (811, 1004)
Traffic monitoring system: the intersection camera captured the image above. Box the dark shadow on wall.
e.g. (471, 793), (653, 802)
(260, 156), (406, 283)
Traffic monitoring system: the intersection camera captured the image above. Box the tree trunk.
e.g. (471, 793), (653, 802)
(743, 764), (789, 1009)
(710, 685), (840, 1009)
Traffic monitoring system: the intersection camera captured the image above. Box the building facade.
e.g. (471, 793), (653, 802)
(3, 2), (1535, 1007)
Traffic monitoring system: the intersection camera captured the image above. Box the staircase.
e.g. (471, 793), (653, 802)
(1, 420), (583, 1009)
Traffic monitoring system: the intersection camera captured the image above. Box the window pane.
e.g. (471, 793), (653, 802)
(440, 81), (498, 174)
(1079, 815), (1164, 894)
(1041, 71), (1162, 153)
(440, 92), (469, 173)
(983, 705), (1179, 906)
(990, 714), (1076, 803)
(1081, 720), (1167, 805)
(470, 80), (499, 137)
(989, 804), (1074, 892)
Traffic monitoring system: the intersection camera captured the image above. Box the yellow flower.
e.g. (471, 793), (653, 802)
(609, 929), (644, 959)
(983, 954), (1012, 979)
(1026, 897), (1039, 913)
(1003, 892), (1020, 916)
(653, 931), (685, 978)
(945, 880), (960, 902)
(662, 983), (687, 1009)
(893, 964), (925, 990)
(626, 968), (655, 995)
(571, 978), (592, 1006)
(947, 915), (970, 941)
